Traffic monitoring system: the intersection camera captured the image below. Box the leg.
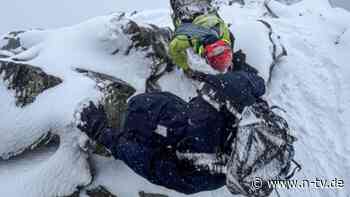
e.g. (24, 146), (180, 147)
(110, 92), (226, 194)
(114, 136), (226, 194)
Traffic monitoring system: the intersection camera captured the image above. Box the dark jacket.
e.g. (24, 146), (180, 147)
(101, 66), (265, 194)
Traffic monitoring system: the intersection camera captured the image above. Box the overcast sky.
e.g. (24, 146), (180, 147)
(329, 0), (350, 10)
(0, 0), (349, 35)
(0, 0), (169, 35)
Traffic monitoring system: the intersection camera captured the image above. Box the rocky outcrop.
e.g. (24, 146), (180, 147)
(0, 31), (26, 58)
(124, 21), (172, 57)
(123, 20), (174, 92)
(75, 68), (135, 130)
(75, 68), (136, 157)
(0, 61), (64, 160)
(257, 20), (287, 86)
(0, 131), (56, 161)
(0, 60), (63, 107)
(0, 15), (176, 197)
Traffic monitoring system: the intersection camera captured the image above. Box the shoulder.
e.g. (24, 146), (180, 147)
(170, 36), (192, 52)
(193, 14), (222, 23)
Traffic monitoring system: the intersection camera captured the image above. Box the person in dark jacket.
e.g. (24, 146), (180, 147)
(78, 61), (265, 194)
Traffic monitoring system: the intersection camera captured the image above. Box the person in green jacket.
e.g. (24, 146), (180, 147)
(169, 0), (235, 79)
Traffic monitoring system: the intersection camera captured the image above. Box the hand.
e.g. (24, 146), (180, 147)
(232, 50), (259, 74)
(184, 69), (208, 82)
(77, 101), (108, 141)
(232, 49), (246, 71)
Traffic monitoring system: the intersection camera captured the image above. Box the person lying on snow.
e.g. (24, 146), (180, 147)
(169, 0), (236, 79)
(77, 61), (266, 194)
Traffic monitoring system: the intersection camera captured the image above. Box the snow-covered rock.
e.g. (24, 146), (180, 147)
(0, 126), (92, 197)
(0, 31), (26, 58)
(0, 60), (63, 107)
(0, 12), (174, 197)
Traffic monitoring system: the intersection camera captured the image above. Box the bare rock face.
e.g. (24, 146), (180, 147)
(0, 63), (83, 161)
(0, 31), (26, 58)
(0, 60), (63, 107)
(75, 68), (135, 130)
(75, 68), (136, 157)
(124, 21), (172, 60)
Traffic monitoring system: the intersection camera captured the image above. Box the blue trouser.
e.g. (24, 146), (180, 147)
(107, 92), (227, 194)
(115, 138), (226, 194)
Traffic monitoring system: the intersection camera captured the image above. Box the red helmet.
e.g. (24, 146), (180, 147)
(204, 40), (233, 72)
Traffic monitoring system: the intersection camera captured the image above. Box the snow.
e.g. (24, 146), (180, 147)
(0, 126), (92, 197)
(90, 155), (231, 197)
(0, 0), (349, 197)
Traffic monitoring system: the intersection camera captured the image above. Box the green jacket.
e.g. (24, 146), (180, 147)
(169, 14), (232, 71)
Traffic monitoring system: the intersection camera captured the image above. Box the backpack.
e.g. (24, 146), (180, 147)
(226, 101), (300, 197)
(175, 22), (221, 47)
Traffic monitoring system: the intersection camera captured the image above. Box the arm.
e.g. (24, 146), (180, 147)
(240, 70), (266, 98)
(219, 19), (233, 47)
(169, 35), (192, 71)
(201, 69), (266, 111)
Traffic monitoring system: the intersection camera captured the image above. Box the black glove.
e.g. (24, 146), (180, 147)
(77, 101), (109, 141)
(232, 49), (246, 71)
(184, 69), (208, 82)
(232, 50), (259, 74)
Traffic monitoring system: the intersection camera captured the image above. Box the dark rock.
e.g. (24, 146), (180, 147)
(0, 60), (63, 107)
(123, 21), (172, 57)
(130, 10), (138, 17)
(257, 20), (287, 87)
(228, 0), (245, 6)
(122, 20), (174, 92)
(0, 31), (26, 58)
(86, 186), (117, 197)
(75, 68), (135, 129)
(139, 191), (168, 197)
(75, 68), (136, 156)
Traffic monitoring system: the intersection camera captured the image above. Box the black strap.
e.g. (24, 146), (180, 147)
(175, 23), (220, 43)
(286, 159), (302, 179)
(187, 35), (194, 48)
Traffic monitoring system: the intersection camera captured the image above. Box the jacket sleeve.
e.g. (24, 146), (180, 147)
(243, 71), (266, 98)
(169, 35), (192, 71)
(202, 70), (266, 111)
(219, 20), (232, 46)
